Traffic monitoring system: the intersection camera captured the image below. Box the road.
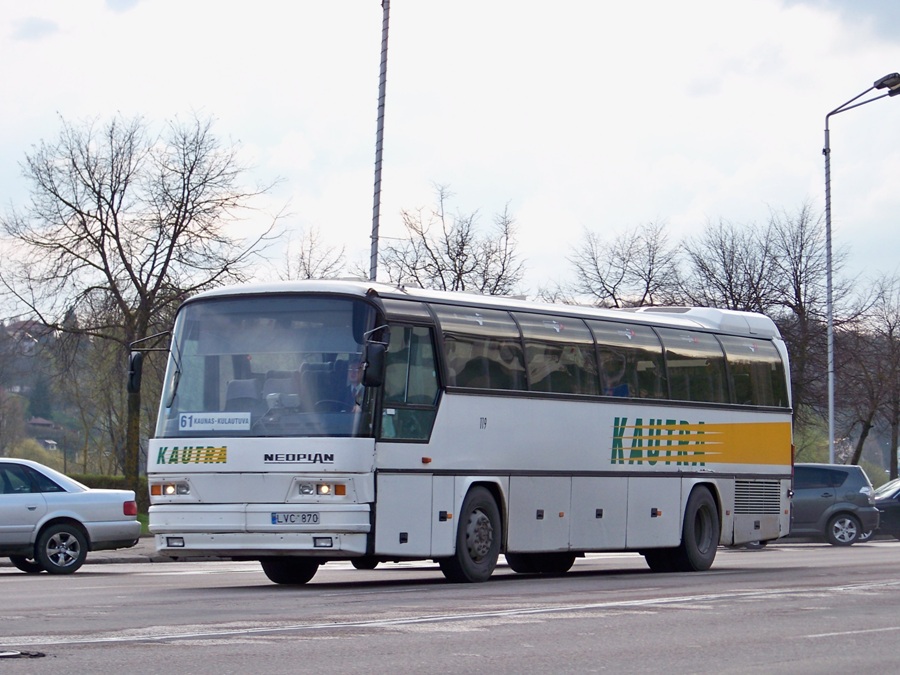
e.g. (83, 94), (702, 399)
(2, 541), (900, 673)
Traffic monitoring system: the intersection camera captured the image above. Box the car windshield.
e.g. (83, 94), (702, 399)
(873, 477), (900, 498)
(155, 294), (379, 438)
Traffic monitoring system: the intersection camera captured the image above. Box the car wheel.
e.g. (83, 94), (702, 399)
(858, 529), (875, 543)
(9, 556), (44, 574)
(825, 513), (861, 546)
(36, 523), (89, 574)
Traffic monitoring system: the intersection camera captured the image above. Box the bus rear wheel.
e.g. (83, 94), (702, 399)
(506, 552), (576, 575)
(439, 486), (501, 583)
(673, 486), (720, 571)
(642, 549), (678, 573)
(259, 557), (320, 585)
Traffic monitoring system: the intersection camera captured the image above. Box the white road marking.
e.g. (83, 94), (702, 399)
(6, 579), (900, 648)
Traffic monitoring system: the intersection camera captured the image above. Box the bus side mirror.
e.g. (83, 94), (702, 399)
(362, 343), (386, 388)
(127, 351), (144, 394)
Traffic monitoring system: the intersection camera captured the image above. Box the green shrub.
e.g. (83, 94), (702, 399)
(72, 474), (149, 513)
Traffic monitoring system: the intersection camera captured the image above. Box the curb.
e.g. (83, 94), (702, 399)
(0, 538), (224, 568)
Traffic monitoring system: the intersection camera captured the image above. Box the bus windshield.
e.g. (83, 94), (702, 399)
(155, 294), (378, 439)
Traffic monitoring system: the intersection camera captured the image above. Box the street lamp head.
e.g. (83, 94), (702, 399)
(873, 72), (900, 90)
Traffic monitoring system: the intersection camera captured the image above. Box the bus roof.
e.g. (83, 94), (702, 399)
(185, 279), (782, 339)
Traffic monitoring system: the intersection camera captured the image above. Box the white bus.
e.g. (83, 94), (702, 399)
(139, 280), (793, 584)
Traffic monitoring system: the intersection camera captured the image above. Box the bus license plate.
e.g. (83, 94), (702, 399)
(271, 512), (320, 525)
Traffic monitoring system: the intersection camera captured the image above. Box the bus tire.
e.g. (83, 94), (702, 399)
(439, 486), (501, 583)
(643, 548), (678, 573)
(351, 557), (379, 570)
(506, 552), (575, 575)
(505, 552), (538, 574)
(259, 557), (320, 585)
(674, 486), (720, 571)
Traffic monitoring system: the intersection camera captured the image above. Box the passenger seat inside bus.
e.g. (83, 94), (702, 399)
(298, 362), (332, 410)
(224, 378), (264, 413)
(261, 374), (301, 409)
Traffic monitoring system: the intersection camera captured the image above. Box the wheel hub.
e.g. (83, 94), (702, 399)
(466, 509), (493, 560)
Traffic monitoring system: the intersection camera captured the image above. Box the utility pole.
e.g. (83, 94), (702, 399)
(370, 0), (390, 281)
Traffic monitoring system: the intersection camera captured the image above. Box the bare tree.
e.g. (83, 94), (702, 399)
(845, 274), (900, 477)
(278, 227), (346, 280)
(0, 389), (25, 456)
(567, 221), (679, 308)
(380, 186), (525, 295)
(838, 323), (889, 468)
(0, 114), (275, 488)
(681, 219), (778, 312)
(766, 203), (853, 427)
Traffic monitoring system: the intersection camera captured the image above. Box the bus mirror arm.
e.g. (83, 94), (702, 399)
(125, 331), (171, 395)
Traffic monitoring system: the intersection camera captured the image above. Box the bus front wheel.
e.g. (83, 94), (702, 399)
(351, 557), (379, 570)
(439, 486), (501, 583)
(259, 557), (320, 585)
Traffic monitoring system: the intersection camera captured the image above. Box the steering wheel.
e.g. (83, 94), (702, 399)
(314, 399), (349, 413)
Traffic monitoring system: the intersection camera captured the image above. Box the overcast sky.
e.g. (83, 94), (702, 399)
(2, 0), (900, 298)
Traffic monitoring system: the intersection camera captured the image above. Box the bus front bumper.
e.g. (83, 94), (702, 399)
(149, 502), (371, 558)
(154, 531), (369, 558)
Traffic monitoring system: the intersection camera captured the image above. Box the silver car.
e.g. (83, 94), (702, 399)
(0, 458), (141, 574)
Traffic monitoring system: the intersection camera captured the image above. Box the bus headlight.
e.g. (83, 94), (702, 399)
(151, 481), (190, 496)
(299, 482), (346, 496)
(316, 483), (346, 496)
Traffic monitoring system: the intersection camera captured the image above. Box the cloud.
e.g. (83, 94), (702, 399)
(105, 0), (139, 13)
(11, 17), (58, 41)
(1, 0), (900, 295)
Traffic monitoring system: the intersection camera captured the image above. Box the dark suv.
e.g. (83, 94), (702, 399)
(789, 463), (880, 546)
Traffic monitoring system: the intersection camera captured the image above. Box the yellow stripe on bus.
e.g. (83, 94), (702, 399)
(612, 421), (791, 466)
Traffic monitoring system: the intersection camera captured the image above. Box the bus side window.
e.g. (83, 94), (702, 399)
(718, 335), (788, 407)
(588, 320), (666, 399)
(515, 313), (598, 396)
(433, 307), (525, 391)
(657, 328), (729, 404)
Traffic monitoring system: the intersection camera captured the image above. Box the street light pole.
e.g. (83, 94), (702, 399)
(823, 72), (900, 463)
